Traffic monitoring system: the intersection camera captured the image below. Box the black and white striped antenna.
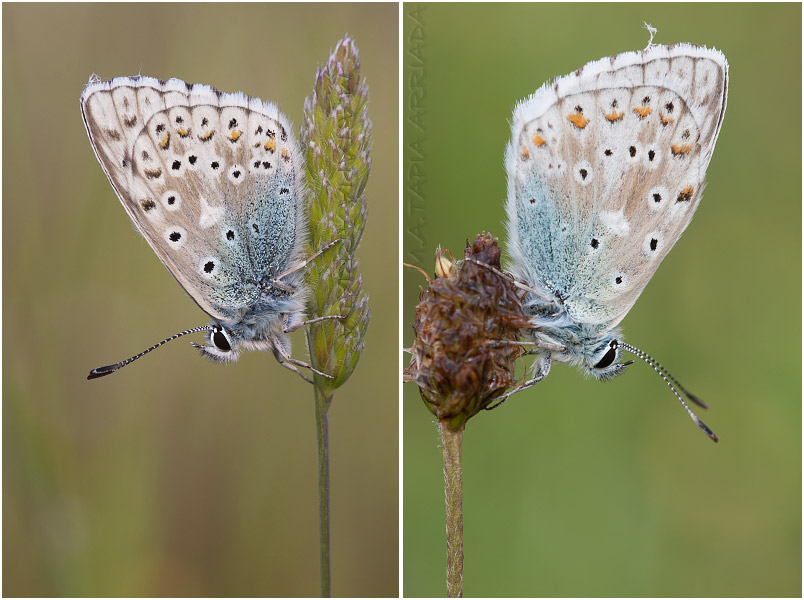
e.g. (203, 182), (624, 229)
(87, 325), (212, 380)
(617, 341), (718, 442)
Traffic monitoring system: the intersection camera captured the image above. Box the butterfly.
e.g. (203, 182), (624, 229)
(81, 75), (338, 381)
(503, 43), (728, 440)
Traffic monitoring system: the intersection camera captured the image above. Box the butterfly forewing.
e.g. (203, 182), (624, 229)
(81, 77), (305, 323)
(506, 44), (728, 329)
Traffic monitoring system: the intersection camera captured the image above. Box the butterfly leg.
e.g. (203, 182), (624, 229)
(284, 314), (345, 334)
(482, 339), (565, 353)
(464, 258), (554, 302)
(485, 351), (552, 410)
(246, 276), (296, 295)
(273, 238), (343, 282)
(249, 239), (343, 295)
(272, 339), (335, 381)
(526, 340), (566, 353)
(270, 279), (297, 294)
(275, 357), (314, 384)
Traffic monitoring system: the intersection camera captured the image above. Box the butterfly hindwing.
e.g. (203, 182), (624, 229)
(81, 76), (305, 323)
(506, 44), (728, 330)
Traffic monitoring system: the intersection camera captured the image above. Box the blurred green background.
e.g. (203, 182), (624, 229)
(403, 3), (800, 598)
(4, 3), (397, 597)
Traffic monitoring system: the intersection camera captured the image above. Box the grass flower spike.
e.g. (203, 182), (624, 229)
(303, 35), (371, 395)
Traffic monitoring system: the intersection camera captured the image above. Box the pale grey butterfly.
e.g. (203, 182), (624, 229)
(503, 43), (728, 441)
(81, 75), (339, 381)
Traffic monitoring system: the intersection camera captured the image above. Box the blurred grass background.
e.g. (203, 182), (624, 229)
(403, 3), (801, 597)
(3, 3), (397, 597)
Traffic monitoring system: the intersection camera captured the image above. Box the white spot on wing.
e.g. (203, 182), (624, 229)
(599, 208), (631, 236)
(199, 195), (223, 229)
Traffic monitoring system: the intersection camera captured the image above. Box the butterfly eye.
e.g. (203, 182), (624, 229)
(212, 326), (232, 352)
(594, 341), (617, 369)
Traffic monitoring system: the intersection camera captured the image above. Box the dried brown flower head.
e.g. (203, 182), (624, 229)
(405, 233), (531, 430)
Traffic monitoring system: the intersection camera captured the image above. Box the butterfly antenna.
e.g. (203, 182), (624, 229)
(87, 325), (213, 380)
(620, 343), (708, 409)
(617, 342), (718, 442)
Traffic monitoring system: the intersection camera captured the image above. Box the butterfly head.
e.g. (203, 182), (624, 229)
(585, 338), (633, 381)
(192, 315), (291, 364)
(192, 323), (241, 364)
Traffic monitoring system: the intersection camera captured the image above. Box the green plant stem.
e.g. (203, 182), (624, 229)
(315, 385), (332, 597)
(439, 420), (464, 598)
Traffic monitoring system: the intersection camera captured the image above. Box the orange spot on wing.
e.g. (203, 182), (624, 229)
(265, 138), (276, 153)
(159, 132), (170, 149)
(661, 113), (674, 125)
(604, 110), (623, 122)
(677, 185), (694, 202)
(228, 129), (242, 142)
(671, 143), (693, 155)
(199, 130), (215, 141)
(567, 112), (589, 129)
(634, 106), (652, 118)
(521, 146), (530, 160)
(177, 126), (189, 137)
(281, 147), (290, 162)
(532, 134), (546, 147)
